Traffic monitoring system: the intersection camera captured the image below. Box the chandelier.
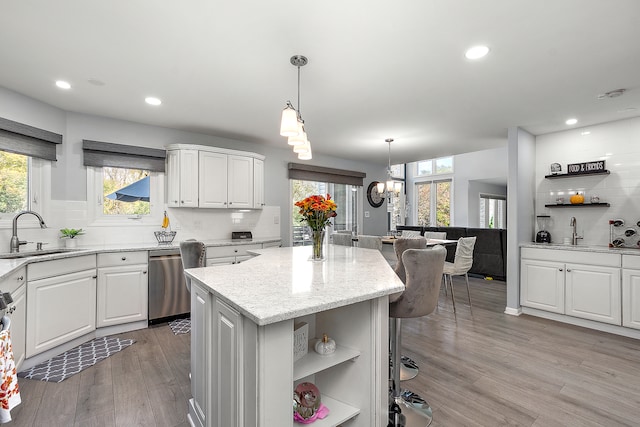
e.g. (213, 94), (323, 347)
(280, 55), (312, 160)
(377, 138), (402, 199)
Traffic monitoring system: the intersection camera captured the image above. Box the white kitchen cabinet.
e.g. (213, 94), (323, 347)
(26, 255), (97, 357)
(96, 251), (148, 328)
(166, 144), (265, 209)
(1, 266), (26, 369)
(253, 158), (265, 209)
(199, 151), (228, 208)
(520, 259), (565, 314)
(228, 155), (254, 209)
(167, 149), (199, 208)
(206, 244), (262, 266)
(520, 247), (622, 325)
(622, 255), (640, 329)
(565, 263), (620, 324)
(188, 281), (211, 427)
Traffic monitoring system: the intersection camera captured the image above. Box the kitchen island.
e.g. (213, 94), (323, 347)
(184, 245), (404, 427)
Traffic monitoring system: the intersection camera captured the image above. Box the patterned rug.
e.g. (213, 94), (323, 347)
(169, 317), (191, 335)
(18, 337), (135, 383)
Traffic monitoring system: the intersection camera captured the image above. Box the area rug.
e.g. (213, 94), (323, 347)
(18, 337), (135, 383)
(168, 317), (191, 335)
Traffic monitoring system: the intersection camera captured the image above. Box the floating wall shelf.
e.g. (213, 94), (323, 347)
(544, 202), (610, 208)
(545, 170), (610, 179)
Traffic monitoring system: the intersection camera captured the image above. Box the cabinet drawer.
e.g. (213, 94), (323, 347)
(28, 255), (97, 281)
(521, 248), (621, 267)
(2, 267), (26, 294)
(206, 244), (262, 258)
(623, 255), (640, 269)
(97, 251), (148, 267)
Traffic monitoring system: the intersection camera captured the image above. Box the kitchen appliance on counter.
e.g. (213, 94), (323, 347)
(536, 215), (552, 243)
(232, 231), (252, 241)
(148, 248), (190, 324)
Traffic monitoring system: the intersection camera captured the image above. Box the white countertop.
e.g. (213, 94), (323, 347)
(184, 245), (405, 326)
(0, 237), (281, 280)
(521, 242), (640, 256)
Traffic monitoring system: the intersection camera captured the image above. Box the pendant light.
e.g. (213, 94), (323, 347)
(377, 138), (402, 199)
(280, 55), (313, 160)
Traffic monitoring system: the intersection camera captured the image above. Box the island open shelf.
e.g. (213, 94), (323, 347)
(303, 395), (361, 427)
(294, 344), (361, 381)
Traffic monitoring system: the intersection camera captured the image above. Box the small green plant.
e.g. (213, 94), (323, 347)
(60, 228), (84, 239)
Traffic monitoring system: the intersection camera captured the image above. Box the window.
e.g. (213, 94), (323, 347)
(88, 167), (163, 225)
(416, 156), (453, 176)
(415, 179), (451, 226)
(291, 179), (361, 246)
(480, 194), (506, 228)
(0, 150), (49, 226)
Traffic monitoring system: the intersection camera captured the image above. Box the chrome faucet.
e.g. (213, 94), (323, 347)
(10, 210), (47, 253)
(569, 216), (582, 245)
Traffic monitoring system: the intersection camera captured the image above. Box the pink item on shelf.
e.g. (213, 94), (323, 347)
(293, 403), (330, 424)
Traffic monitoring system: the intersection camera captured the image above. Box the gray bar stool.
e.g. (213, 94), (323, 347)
(389, 245), (446, 427)
(392, 238), (427, 381)
(179, 239), (206, 292)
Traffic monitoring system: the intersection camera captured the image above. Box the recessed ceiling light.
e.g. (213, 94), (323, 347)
(145, 97), (162, 106)
(465, 45), (490, 60)
(55, 80), (71, 90)
(565, 118), (578, 125)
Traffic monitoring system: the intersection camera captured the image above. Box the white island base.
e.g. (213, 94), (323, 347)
(185, 245), (404, 427)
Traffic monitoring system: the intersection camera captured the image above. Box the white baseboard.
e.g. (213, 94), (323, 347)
(504, 306), (522, 316)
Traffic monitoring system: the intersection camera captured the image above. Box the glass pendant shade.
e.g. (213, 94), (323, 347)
(298, 144), (312, 160)
(376, 182), (385, 193)
(386, 180), (394, 193)
(294, 139), (311, 154)
(288, 121), (306, 146)
(394, 182), (402, 192)
(280, 106), (299, 137)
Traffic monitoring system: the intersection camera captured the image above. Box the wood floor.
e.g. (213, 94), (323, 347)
(9, 277), (640, 426)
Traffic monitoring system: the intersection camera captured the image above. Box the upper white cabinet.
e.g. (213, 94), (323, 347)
(167, 149), (199, 208)
(167, 144), (265, 209)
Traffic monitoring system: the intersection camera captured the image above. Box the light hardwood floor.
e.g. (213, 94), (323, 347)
(9, 277), (640, 426)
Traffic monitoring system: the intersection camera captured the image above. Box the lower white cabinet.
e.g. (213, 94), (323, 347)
(1, 266), (27, 369)
(26, 255), (97, 358)
(189, 281), (211, 427)
(622, 255), (640, 329)
(96, 252), (148, 327)
(520, 259), (565, 313)
(520, 247), (622, 325)
(206, 244), (262, 266)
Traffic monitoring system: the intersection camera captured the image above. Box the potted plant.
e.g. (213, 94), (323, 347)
(60, 228), (84, 248)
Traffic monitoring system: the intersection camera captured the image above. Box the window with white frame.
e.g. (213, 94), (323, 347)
(415, 179), (452, 226)
(416, 156), (453, 176)
(479, 194), (506, 229)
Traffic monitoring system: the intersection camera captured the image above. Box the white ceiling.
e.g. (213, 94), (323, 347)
(1, 0), (639, 165)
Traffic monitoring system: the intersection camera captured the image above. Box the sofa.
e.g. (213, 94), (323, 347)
(396, 225), (507, 280)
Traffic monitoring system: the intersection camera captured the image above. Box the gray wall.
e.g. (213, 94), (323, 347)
(0, 86), (389, 246)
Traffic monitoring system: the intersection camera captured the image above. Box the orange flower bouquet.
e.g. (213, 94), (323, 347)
(295, 194), (337, 260)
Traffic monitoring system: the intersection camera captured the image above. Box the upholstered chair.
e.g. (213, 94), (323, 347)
(442, 236), (477, 314)
(179, 240), (206, 292)
(389, 245), (446, 426)
(423, 231), (447, 240)
(331, 233), (353, 246)
(356, 235), (383, 250)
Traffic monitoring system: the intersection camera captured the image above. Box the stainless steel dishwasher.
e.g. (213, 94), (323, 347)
(148, 248), (190, 324)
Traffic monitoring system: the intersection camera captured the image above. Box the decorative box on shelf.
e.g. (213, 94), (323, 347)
(293, 322), (308, 362)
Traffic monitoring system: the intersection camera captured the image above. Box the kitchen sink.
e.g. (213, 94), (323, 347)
(0, 248), (81, 259)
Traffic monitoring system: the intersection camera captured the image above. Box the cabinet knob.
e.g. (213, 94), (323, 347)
(122, 257), (127, 261)
(181, 200), (184, 204)
(92, 275), (98, 279)
(566, 269), (572, 272)
(174, 200), (178, 204)
(229, 202), (232, 205)
(17, 276), (23, 281)
(143, 271), (147, 274)
(559, 268), (563, 271)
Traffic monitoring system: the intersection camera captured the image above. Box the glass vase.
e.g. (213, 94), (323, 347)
(311, 229), (326, 261)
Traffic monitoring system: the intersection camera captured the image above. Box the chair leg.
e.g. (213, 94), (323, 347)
(464, 273), (472, 312)
(441, 275), (448, 296)
(448, 274), (457, 315)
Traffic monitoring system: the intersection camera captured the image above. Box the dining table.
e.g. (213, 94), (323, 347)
(380, 236), (458, 247)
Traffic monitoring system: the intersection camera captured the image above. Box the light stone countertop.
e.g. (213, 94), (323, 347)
(184, 245), (405, 326)
(0, 237), (281, 281)
(521, 242), (640, 256)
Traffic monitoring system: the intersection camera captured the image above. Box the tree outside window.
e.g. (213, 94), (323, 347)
(0, 151), (28, 213)
(416, 179), (451, 227)
(103, 167), (150, 215)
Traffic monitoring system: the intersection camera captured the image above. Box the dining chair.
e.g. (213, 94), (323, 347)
(400, 230), (423, 239)
(424, 231), (446, 240)
(442, 236), (477, 314)
(331, 233), (353, 246)
(356, 235), (382, 250)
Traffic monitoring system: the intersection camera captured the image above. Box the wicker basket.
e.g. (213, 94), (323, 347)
(154, 231), (177, 244)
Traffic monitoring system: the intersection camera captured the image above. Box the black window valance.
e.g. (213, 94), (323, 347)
(82, 140), (166, 172)
(0, 117), (62, 161)
(288, 162), (366, 186)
